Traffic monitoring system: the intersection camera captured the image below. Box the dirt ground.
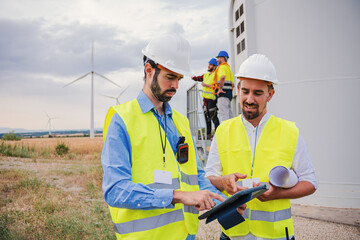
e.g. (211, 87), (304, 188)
(197, 207), (360, 240)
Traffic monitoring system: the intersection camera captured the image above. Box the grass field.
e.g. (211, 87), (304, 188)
(0, 137), (103, 159)
(0, 137), (221, 240)
(0, 137), (116, 240)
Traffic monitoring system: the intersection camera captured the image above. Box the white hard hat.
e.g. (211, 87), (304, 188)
(142, 33), (192, 76)
(235, 54), (278, 84)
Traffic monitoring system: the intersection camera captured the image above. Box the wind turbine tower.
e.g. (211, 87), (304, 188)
(64, 41), (120, 138)
(46, 113), (56, 136)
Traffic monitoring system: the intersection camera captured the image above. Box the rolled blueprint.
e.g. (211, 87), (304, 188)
(268, 166), (298, 188)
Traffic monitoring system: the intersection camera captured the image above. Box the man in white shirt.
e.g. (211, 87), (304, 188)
(205, 54), (317, 240)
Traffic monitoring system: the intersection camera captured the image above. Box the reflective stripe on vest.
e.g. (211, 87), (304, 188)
(217, 80), (232, 84)
(147, 178), (180, 189)
(103, 99), (200, 239)
(184, 205), (199, 214)
(201, 72), (216, 100)
(243, 208), (249, 219)
(218, 81), (233, 90)
(147, 171), (197, 189)
(217, 115), (298, 238)
(113, 209), (184, 235)
(201, 90), (215, 95)
(250, 208), (292, 222)
(181, 172), (198, 185)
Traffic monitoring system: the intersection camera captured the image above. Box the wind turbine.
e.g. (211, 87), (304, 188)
(45, 112), (57, 136)
(101, 85), (129, 105)
(63, 41), (120, 138)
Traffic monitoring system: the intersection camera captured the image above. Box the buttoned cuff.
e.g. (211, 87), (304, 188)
(152, 189), (174, 208)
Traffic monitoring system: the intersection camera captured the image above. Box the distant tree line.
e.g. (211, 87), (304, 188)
(0, 130), (103, 139)
(1, 131), (22, 141)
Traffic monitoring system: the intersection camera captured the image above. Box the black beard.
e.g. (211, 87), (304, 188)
(150, 70), (176, 102)
(241, 102), (259, 120)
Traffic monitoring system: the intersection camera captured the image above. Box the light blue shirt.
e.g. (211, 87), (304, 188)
(101, 90), (223, 240)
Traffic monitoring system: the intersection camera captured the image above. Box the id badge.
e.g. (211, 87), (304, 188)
(154, 170), (172, 185)
(242, 178), (260, 188)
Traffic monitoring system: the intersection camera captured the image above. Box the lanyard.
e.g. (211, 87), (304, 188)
(156, 106), (167, 168)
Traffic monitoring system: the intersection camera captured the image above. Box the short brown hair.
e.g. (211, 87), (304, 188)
(237, 78), (274, 91)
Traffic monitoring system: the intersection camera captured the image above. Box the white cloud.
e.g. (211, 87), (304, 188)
(0, 0), (230, 130)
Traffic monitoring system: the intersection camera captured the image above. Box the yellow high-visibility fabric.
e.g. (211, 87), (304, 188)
(103, 99), (200, 240)
(212, 62), (234, 90)
(216, 115), (298, 239)
(201, 72), (216, 100)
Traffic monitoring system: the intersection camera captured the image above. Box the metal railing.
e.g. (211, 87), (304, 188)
(186, 83), (209, 167)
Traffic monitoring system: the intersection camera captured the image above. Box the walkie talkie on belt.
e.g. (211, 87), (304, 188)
(176, 136), (188, 164)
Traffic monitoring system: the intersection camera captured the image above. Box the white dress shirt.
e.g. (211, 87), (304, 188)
(205, 112), (318, 188)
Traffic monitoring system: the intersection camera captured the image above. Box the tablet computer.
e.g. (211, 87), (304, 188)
(198, 184), (268, 220)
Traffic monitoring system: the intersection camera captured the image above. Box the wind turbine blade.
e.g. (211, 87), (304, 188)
(117, 85), (129, 98)
(94, 72), (121, 88)
(100, 94), (116, 99)
(63, 72), (91, 88)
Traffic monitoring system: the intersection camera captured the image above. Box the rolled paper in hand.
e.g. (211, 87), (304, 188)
(268, 166), (298, 188)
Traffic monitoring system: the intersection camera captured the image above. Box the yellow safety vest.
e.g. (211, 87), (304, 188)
(212, 63), (234, 91)
(216, 115), (298, 239)
(103, 99), (200, 240)
(201, 72), (216, 100)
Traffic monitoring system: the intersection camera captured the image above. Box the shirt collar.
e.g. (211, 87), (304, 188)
(136, 90), (173, 117)
(242, 112), (271, 129)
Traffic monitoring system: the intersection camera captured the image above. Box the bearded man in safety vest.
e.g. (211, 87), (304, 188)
(101, 33), (247, 240)
(213, 50), (234, 122)
(192, 58), (220, 140)
(205, 54), (317, 240)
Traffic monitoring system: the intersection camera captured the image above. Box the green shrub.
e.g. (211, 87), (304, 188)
(0, 142), (31, 158)
(1, 131), (21, 141)
(55, 143), (69, 156)
(0, 142), (5, 153)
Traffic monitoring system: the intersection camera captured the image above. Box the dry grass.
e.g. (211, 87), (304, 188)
(0, 162), (114, 239)
(4, 137), (104, 155)
(0, 137), (114, 240)
(1, 137), (103, 160)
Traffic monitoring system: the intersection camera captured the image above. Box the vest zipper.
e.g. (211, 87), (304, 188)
(250, 125), (259, 178)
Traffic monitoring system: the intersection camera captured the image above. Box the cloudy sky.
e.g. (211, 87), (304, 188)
(0, 0), (230, 132)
